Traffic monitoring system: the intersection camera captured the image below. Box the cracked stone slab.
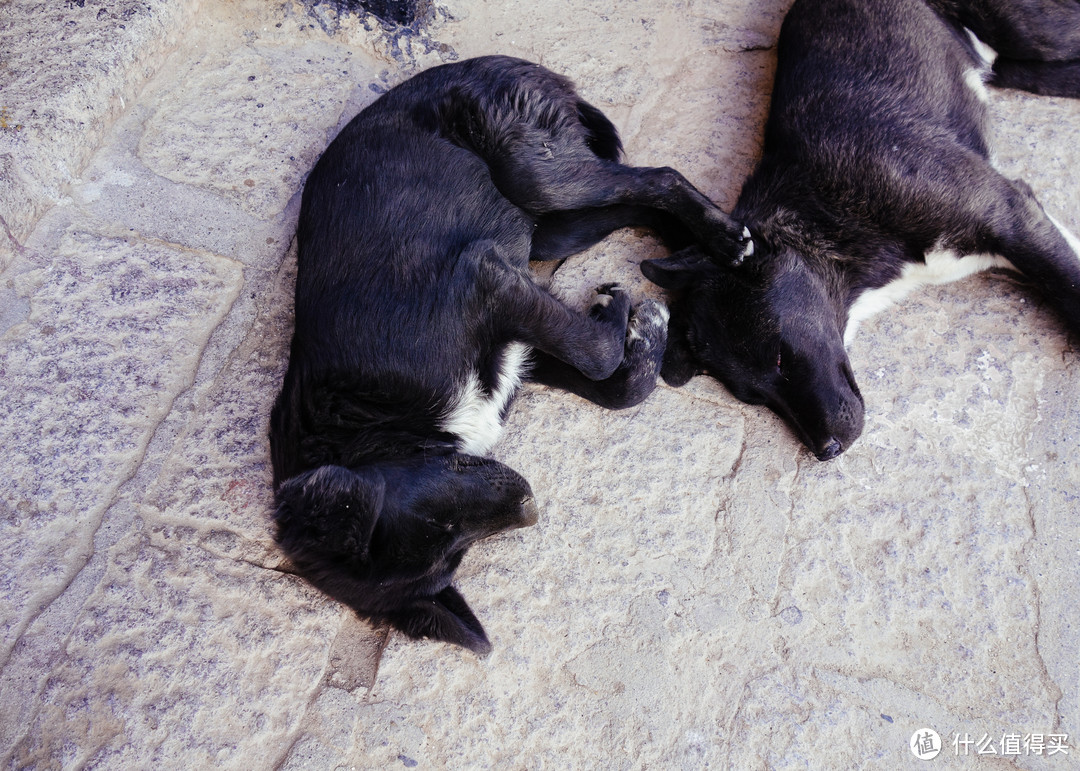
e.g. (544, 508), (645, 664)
(0, 0), (199, 270)
(136, 40), (361, 220)
(66, 106), (299, 270)
(4, 526), (341, 768)
(0, 241), (387, 767)
(134, 251), (297, 569)
(277, 615), (389, 768)
(0, 230), (242, 665)
(336, 384), (746, 767)
(0, 0), (1078, 766)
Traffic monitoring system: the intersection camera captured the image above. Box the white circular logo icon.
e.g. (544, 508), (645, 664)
(910, 728), (942, 760)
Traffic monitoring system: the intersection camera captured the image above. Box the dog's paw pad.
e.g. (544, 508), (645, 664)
(740, 230), (755, 259)
(637, 298), (670, 326)
(631, 298), (670, 329)
(594, 299), (669, 408)
(589, 283), (631, 323)
(594, 282), (627, 298)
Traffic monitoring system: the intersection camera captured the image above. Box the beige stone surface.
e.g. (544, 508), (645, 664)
(1, 0), (1078, 768)
(0, 0), (200, 270)
(0, 231), (243, 664)
(136, 42), (360, 218)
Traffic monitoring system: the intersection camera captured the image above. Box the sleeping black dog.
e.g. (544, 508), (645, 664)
(269, 56), (750, 653)
(643, 0), (1080, 461)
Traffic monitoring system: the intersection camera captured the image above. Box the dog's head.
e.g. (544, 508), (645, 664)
(642, 244), (864, 460)
(274, 454), (538, 654)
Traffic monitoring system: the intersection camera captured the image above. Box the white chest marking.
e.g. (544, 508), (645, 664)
(963, 29), (996, 104)
(441, 342), (531, 456)
(966, 29), (999, 68)
(844, 247), (1014, 345)
(964, 67), (991, 104)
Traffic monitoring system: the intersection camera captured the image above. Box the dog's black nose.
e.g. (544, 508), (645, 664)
(816, 438), (843, 461)
(518, 496), (540, 527)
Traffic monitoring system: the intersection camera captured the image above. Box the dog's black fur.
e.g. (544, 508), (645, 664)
(643, 0), (1080, 460)
(269, 56), (750, 653)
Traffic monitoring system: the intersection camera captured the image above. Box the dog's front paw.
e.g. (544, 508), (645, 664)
(705, 221), (755, 267)
(626, 298), (665, 347)
(592, 298), (669, 409)
(624, 298), (669, 372)
(589, 283), (632, 325)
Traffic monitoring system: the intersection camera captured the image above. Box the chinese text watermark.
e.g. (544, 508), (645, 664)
(910, 729), (1070, 760)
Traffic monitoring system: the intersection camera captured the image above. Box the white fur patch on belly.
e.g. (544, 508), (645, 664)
(441, 342), (531, 456)
(844, 247), (1014, 345)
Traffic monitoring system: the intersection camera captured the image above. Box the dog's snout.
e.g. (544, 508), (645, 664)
(518, 496), (540, 527)
(816, 438), (844, 461)
(840, 361), (862, 400)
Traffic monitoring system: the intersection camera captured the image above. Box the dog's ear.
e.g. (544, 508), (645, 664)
(273, 465), (385, 561)
(640, 247), (717, 290)
(388, 586), (493, 655)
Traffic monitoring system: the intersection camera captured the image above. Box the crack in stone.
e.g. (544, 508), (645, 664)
(0, 213), (28, 255)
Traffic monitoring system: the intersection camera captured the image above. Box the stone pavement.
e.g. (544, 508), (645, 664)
(1, 0), (1077, 767)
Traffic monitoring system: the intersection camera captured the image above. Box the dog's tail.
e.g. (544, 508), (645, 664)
(577, 99), (623, 161)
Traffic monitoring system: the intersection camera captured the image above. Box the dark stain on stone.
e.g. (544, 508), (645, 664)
(302, 0), (433, 29)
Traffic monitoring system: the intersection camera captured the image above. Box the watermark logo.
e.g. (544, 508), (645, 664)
(911, 728), (942, 760)
(909, 728), (1071, 759)
(954, 732), (1070, 756)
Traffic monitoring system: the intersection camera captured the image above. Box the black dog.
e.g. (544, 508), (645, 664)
(643, 0), (1080, 460)
(269, 56), (750, 653)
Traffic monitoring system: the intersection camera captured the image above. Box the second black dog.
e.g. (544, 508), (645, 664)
(269, 56), (749, 653)
(644, 0), (1080, 461)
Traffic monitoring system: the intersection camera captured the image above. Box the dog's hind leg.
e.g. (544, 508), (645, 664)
(518, 281), (633, 382)
(530, 205), (693, 262)
(969, 173), (1080, 333)
(965, 0), (1080, 57)
(955, 0), (1080, 96)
